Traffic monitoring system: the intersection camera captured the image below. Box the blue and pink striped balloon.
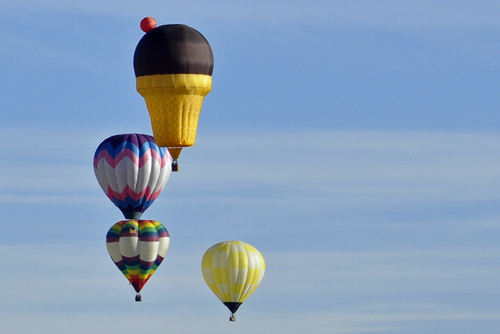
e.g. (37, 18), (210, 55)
(94, 134), (172, 219)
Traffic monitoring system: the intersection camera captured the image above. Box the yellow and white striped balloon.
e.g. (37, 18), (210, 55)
(201, 241), (265, 321)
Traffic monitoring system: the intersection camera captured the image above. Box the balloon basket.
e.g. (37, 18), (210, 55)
(135, 293), (142, 302)
(172, 160), (179, 172)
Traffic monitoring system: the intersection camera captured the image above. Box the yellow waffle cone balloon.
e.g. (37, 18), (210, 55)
(134, 19), (214, 167)
(136, 74), (212, 148)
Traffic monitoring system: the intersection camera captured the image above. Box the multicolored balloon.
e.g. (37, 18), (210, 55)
(94, 133), (172, 219)
(134, 17), (214, 170)
(201, 241), (266, 321)
(106, 220), (170, 301)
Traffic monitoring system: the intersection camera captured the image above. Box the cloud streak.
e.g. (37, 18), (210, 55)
(1, 242), (499, 334)
(2, 128), (500, 206)
(170, 130), (500, 204)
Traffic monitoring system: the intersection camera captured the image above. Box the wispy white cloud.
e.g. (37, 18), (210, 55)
(2, 308), (499, 334)
(2, 128), (500, 207)
(264, 248), (500, 297)
(0, 127), (101, 204)
(1, 242), (499, 334)
(171, 130), (500, 205)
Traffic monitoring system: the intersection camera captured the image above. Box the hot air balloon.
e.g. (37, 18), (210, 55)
(201, 241), (265, 321)
(94, 133), (172, 219)
(106, 219), (170, 301)
(134, 17), (214, 171)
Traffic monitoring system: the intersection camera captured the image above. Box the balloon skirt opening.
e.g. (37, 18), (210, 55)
(223, 302), (242, 314)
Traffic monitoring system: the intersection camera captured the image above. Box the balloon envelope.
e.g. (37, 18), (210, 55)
(94, 133), (172, 219)
(106, 220), (170, 298)
(134, 22), (214, 160)
(201, 241), (265, 318)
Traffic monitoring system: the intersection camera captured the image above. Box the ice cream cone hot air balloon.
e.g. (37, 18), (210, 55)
(106, 220), (170, 301)
(201, 241), (265, 321)
(134, 17), (214, 171)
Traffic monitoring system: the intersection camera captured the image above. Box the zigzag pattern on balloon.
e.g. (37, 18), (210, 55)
(106, 184), (162, 202)
(107, 186), (163, 216)
(95, 156), (169, 193)
(96, 157), (169, 215)
(93, 140), (169, 169)
(94, 134), (172, 219)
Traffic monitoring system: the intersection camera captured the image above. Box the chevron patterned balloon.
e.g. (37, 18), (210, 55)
(106, 219), (170, 301)
(94, 133), (172, 219)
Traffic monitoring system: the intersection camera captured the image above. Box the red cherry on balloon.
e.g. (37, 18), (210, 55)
(140, 17), (157, 33)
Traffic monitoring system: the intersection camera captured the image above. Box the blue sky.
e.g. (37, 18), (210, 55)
(1, 1), (500, 333)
